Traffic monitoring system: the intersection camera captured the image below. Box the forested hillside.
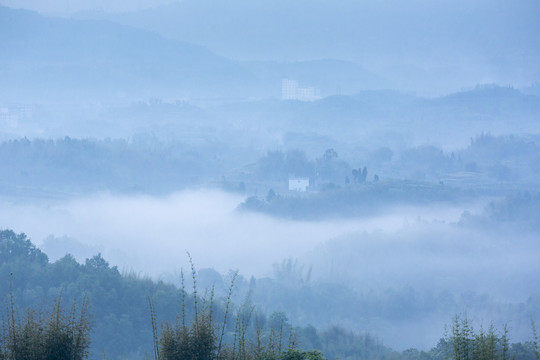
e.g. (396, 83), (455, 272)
(1, 229), (539, 359)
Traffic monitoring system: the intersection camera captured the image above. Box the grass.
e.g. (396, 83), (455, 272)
(0, 276), (91, 360)
(148, 255), (323, 360)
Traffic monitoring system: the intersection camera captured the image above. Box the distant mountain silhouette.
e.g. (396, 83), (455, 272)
(0, 6), (257, 102)
(75, 0), (540, 95)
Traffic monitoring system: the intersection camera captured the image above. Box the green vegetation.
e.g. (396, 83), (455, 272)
(150, 257), (326, 360)
(0, 229), (180, 359)
(239, 180), (465, 220)
(0, 293), (91, 360)
(439, 316), (540, 360)
(0, 230), (332, 359)
(1, 229), (540, 359)
(0, 137), (233, 195)
(0, 249), (91, 360)
(1, 133), (539, 217)
(460, 192), (540, 231)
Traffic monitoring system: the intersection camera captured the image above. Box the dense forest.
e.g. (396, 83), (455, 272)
(1, 229), (539, 359)
(1, 133), (539, 205)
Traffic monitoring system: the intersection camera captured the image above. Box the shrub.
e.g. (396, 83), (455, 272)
(0, 286), (91, 360)
(149, 257), (321, 360)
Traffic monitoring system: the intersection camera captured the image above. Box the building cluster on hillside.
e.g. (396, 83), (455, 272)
(281, 79), (321, 102)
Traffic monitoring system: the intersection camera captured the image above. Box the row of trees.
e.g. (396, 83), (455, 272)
(0, 137), (222, 194)
(2, 229), (540, 359)
(2, 134), (537, 200)
(150, 262), (326, 360)
(252, 134), (540, 191)
(0, 293), (91, 360)
(240, 179), (459, 219)
(0, 230), (327, 359)
(443, 316), (540, 360)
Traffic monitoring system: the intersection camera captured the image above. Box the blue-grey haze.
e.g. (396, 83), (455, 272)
(0, 0), (539, 354)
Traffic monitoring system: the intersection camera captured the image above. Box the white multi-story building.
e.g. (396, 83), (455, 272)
(282, 79), (298, 100)
(296, 87), (318, 102)
(282, 79), (320, 102)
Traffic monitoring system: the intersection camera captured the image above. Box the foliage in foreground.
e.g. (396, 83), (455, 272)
(150, 259), (327, 360)
(2, 229), (540, 360)
(442, 315), (540, 360)
(401, 316), (540, 360)
(0, 291), (91, 360)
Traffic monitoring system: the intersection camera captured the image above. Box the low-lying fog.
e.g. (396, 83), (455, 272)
(3, 189), (527, 291)
(3, 189), (540, 350)
(3, 190), (467, 271)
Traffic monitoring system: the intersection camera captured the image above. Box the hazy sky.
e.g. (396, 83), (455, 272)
(0, 0), (178, 13)
(2, 0), (538, 96)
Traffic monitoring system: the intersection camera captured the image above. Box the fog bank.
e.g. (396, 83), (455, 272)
(0, 189), (476, 279)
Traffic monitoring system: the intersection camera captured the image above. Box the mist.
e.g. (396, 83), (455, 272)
(1, 0), (540, 358)
(0, 0), (177, 14)
(0, 189), (478, 279)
